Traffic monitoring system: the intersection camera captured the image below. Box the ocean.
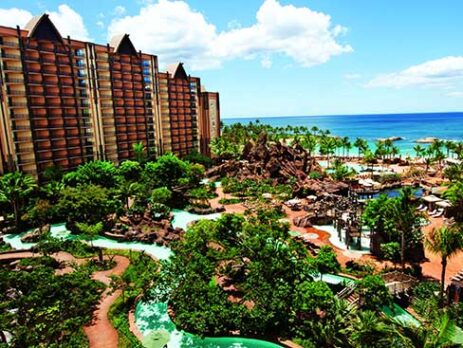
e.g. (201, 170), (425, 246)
(222, 112), (463, 156)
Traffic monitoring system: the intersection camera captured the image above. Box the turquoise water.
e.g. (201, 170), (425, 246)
(3, 224), (172, 260)
(171, 209), (222, 230)
(224, 113), (463, 156)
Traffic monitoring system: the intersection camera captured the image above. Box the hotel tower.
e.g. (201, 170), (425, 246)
(0, 14), (220, 180)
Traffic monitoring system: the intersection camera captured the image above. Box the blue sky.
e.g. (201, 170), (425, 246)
(1, 1), (463, 118)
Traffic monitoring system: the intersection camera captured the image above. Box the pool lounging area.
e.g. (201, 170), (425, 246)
(317, 160), (391, 174)
(314, 224), (371, 255)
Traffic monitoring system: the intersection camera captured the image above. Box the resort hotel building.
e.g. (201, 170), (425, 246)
(0, 14), (220, 180)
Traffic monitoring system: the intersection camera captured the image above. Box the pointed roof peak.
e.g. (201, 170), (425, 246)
(166, 62), (188, 80)
(24, 14), (63, 43)
(110, 33), (138, 55)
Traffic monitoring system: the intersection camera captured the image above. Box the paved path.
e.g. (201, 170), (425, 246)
(0, 250), (130, 348)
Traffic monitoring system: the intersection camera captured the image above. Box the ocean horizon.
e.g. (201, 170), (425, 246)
(222, 112), (463, 156)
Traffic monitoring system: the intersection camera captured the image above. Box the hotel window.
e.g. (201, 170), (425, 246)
(142, 60), (150, 67)
(75, 49), (85, 57)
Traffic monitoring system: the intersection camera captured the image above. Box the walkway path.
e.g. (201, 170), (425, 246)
(0, 250), (130, 348)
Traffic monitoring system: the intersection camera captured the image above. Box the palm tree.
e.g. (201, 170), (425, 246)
(320, 136), (337, 168)
(354, 138), (367, 157)
(425, 225), (463, 303)
(118, 181), (142, 210)
(391, 146), (400, 160)
(132, 142), (147, 163)
(453, 142), (463, 160)
(394, 186), (421, 269)
(347, 311), (396, 347)
(444, 140), (455, 158)
(444, 182), (463, 222)
(413, 145), (424, 161)
(394, 312), (457, 348)
(0, 171), (37, 228)
(302, 133), (318, 157)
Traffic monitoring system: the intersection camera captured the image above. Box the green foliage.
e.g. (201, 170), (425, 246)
(221, 177), (292, 199)
(21, 198), (54, 228)
(132, 142), (147, 163)
(425, 225), (463, 302)
(331, 159), (355, 181)
(150, 187), (172, 205)
(363, 188), (424, 265)
(188, 187), (214, 208)
(377, 173), (402, 184)
(412, 281), (440, 319)
(218, 197), (242, 205)
(444, 182), (463, 222)
(142, 153), (202, 190)
(109, 252), (158, 348)
(355, 275), (393, 311)
(152, 213), (319, 339)
(344, 260), (376, 277)
(310, 246), (341, 275)
(75, 222), (104, 242)
(57, 184), (120, 225)
(381, 242), (401, 265)
(183, 150), (213, 168)
(63, 160), (121, 188)
(108, 296), (144, 348)
(118, 160), (143, 182)
(0, 258), (103, 347)
(309, 171), (323, 180)
(0, 171), (37, 228)
(150, 203), (171, 220)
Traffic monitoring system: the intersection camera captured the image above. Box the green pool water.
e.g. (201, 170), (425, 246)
(322, 274), (420, 326)
(136, 301), (282, 348)
(382, 304), (420, 327)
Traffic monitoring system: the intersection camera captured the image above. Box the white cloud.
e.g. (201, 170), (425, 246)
(0, 4), (90, 41)
(261, 56), (272, 69)
(113, 5), (126, 16)
(108, 0), (351, 71)
(0, 8), (33, 28)
(108, 0), (219, 70)
(367, 56), (463, 88)
(96, 20), (105, 29)
(47, 4), (91, 41)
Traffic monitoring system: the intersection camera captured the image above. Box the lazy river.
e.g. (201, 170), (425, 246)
(3, 210), (422, 348)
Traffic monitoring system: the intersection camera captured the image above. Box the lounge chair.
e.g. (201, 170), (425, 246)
(419, 206), (428, 212)
(417, 204), (425, 211)
(428, 209), (436, 216)
(431, 209), (444, 218)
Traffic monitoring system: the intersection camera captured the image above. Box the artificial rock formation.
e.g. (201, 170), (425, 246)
(207, 133), (348, 196)
(20, 224), (51, 243)
(106, 215), (184, 247)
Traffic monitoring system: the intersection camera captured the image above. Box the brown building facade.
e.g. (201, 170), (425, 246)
(0, 14), (220, 180)
(199, 88), (220, 156)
